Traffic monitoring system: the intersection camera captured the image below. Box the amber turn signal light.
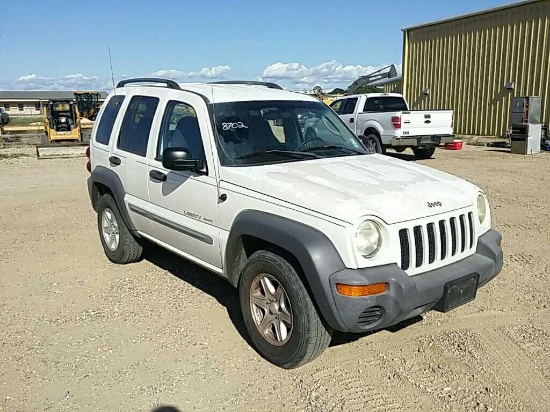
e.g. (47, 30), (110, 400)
(336, 283), (388, 297)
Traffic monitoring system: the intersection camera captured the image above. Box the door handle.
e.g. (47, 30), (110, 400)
(350, 118), (354, 123)
(149, 170), (167, 182)
(109, 156), (121, 166)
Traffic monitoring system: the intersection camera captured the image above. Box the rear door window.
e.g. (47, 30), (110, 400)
(341, 98), (358, 115)
(117, 95), (159, 156)
(95, 95), (125, 145)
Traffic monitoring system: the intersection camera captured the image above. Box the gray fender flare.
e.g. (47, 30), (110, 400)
(87, 165), (137, 233)
(225, 210), (348, 331)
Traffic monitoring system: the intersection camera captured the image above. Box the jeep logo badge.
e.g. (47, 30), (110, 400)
(428, 201), (442, 208)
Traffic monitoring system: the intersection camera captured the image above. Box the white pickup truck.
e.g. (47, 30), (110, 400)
(325, 93), (454, 159)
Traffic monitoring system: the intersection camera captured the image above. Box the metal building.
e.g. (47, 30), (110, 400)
(401, 0), (550, 137)
(0, 91), (108, 117)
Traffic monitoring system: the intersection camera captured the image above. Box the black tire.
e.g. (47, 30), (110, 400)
(97, 193), (143, 264)
(239, 250), (333, 369)
(361, 133), (383, 154)
(413, 146), (436, 159)
(393, 147), (407, 153)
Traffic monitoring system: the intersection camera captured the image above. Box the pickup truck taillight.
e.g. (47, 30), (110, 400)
(391, 116), (401, 129)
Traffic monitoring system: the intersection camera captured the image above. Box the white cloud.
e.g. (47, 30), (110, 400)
(148, 69), (197, 80)
(149, 65), (231, 81)
(1, 62), (402, 91)
(200, 65), (231, 79)
(13, 73), (110, 91)
(261, 60), (402, 90)
(0, 65), (233, 91)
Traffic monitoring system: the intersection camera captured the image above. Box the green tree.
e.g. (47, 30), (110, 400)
(329, 88), (346, 95)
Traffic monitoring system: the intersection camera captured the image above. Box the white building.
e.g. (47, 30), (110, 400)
(0, 91), (108, 117)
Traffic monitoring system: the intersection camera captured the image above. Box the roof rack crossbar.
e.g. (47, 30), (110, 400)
(207, 80), (283, 90)
(116, 78), (181, 90)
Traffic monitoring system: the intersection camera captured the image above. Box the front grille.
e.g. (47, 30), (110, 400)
(398, 211), (475, 273)
(357, 306), (384, 327)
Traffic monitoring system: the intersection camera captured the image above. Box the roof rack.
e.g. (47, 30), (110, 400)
(207, 80), (284, 90)
(116, 78), (181, 90)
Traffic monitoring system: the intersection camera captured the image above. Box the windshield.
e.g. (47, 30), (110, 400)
(211, 100), (368, 166)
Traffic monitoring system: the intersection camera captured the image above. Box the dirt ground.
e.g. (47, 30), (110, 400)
(0, 145), (549, 412)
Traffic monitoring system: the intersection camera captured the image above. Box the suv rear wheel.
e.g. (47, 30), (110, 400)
(239, 250), (333, 369)
(97, 193), (143, 264)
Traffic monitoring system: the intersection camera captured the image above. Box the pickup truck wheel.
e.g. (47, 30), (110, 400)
(239, 250), (333, 369)
(413, 146), (436, 159)
(362, 134), (382, 154)
(97, 193), (143, 264)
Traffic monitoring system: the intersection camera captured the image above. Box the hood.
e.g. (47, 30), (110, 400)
(221, 154), (479, 225)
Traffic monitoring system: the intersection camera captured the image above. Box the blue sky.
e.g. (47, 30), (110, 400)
(0, 0), (519, 91)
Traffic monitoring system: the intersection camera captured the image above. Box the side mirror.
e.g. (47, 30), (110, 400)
(162, 147), (203, 172)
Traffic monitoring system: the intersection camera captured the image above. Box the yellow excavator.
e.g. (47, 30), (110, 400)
(42, 99), (82, 143)
(74, 91), (103, 121)
(36, 91), (104, 158)
(36, 99), (87, 158)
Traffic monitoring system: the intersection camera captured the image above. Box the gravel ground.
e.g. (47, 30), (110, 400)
(0, 145), (549, 412)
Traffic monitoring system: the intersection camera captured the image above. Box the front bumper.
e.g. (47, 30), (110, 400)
(328, 229), (503, 333)
(391, 135), (454, 147)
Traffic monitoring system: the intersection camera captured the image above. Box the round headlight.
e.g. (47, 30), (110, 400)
(355, 220), (382, 257)
(477, 194), (487, 223)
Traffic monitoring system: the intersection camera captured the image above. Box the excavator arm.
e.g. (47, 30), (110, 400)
(346, 64), (398, 95)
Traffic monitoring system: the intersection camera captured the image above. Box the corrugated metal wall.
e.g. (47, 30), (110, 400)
(402, 0), (550, 137)
(383, 80), (403, 94)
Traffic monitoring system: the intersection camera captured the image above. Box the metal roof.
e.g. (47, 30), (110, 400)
(402, 0), (540, 31)
(0, 90), (108, 101)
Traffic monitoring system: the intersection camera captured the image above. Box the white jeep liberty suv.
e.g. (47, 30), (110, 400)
(86, 78), (503, 369)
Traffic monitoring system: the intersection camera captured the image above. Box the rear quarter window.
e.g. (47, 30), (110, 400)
(95, 95), (126, 145)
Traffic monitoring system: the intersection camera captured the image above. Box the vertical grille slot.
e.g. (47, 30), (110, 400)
(399, 229), (410, 271)
(468, 212), (475, 248)
(413, 226), (423, 267)
(439, 220), (447, 260)
(427, 223), (436, 264)
(459, 215), (467, 252)
(450, 218), (458, 256)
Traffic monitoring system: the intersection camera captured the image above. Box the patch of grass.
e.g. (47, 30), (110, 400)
(7, 117), (43, 126)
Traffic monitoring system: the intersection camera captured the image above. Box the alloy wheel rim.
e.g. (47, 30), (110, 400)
(101, 208), (120, 251)
(366, 138), (377, 153)
(249, 274), (293, 346)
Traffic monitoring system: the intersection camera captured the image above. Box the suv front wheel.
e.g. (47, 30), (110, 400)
(97, 193), (143, 264)
(239, 250), (333, 368)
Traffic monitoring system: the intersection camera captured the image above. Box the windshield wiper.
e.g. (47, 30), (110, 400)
(301, 144), (366, 155)
(236, 150), (320, 160)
